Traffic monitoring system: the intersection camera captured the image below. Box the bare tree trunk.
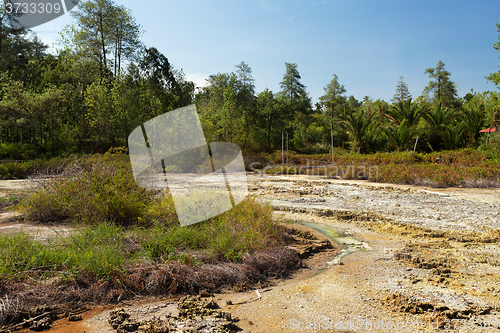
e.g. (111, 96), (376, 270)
(99, 13), (107, 78)
(31, 124), (39, 158)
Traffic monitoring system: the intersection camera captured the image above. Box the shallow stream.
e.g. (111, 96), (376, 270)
(294, 220), (371, 265)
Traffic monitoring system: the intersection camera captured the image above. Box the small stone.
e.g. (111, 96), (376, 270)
(199, 289), (211, 297)
(68, 314), (83, 321)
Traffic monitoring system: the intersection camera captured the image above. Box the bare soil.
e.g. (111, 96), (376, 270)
(3, 174), (500, 332)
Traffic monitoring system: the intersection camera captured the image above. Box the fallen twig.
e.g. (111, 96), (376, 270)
(0, 302), (88, 333)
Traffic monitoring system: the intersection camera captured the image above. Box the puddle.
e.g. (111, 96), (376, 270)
(297, 221), (371, 265)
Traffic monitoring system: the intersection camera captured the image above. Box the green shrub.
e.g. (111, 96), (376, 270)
(0, 165), (8, 176)
(19, 152), (163, 224)
(0, 223), (126, 281)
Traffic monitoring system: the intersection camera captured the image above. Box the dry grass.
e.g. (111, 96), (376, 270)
(0, 247), (298, 327)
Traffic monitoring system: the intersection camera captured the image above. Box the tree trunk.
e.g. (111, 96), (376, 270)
(51, 113), (55, 157)
(31, 125), (39, 158)
(267, 115), (272, 150)
(99, 12), (107, 78)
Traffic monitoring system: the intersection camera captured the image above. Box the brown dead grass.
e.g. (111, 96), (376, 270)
(0, 247), (298, 328)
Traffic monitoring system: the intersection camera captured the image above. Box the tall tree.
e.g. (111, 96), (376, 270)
(62, 0), (142, 78)
(319, 74), (346, 119)
(279, 62), (306, 105)
(235, 61), (254, 91)
(256, 88), (286, 151)
(235, 61), (256, 148)
(486, 23), (500, 89)
(0, 0), (25, 57)
(391, 76), (412, 103)
(111, 5), (142, 76)
(278, 62), (312, 145)
(0, 73), (64, 157)
(423, 60), (458, 108)
(138, 47), (193, 110)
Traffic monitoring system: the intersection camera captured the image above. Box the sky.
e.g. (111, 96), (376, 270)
(32, 0), (500, 105)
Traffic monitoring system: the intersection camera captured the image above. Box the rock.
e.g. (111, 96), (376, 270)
(199, 289), (211, 297)
(30, 317), (52, 331)
(117, 318), (140, 332)
(109, 308), (130, 329)
(68, 314), (83, 321)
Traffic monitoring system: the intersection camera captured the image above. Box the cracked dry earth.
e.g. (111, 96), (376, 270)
(4, 175), (500, 332)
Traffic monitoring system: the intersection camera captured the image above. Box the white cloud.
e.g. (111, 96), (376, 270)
(186, 72), (209, 90)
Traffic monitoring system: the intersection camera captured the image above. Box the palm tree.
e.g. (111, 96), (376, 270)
(383, 99), (423, 127)
(382, 99), (424, 151)
(340, 108), (379, 154)
(460, 102), (487, 146)
(383, 119), (415, 151)
(443, 123), (466, 150)
(423, 102), (460, 150)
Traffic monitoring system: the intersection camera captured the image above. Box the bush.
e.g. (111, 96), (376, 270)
(19, 152), (162, 224)
(0, 223), (126, 281)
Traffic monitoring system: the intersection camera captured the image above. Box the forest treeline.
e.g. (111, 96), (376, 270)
(0, 0), (500, 160)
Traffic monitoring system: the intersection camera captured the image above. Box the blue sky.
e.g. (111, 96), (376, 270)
(33, 0), (500, 105)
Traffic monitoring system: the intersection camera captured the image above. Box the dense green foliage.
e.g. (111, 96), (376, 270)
(0, 1), (499, 159)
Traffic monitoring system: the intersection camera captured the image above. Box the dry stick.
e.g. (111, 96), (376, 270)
(330, 122), (334, 165)
(281, 131), (284, 169)
(287, 133), (290, 166)
(1, 302), (88, 332)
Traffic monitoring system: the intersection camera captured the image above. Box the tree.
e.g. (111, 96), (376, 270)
(62, 0), (142, 78)
(0, 0), (26, 57)
(111, 5), (142, 76)
(340, 108), (379, 154)
(382, 99), (423, 151)
(319, 74), (346, 119)
(391, 76), (412, 103)
(383, 99), (423, 127)
(138, 47), (193, 111)
(280, 62), (305, 104)
(461, 95), (488, 146)
(0, 73), (64, 157)
(235, 61), (256, 148)
(423, 60), (458, 108)
(235, 61), (254, 92)
(423, 102), (460, 150)
(256, 89), (286, 150)
(278, 63), (312, 149)
(383, 119), (415, 151)
(486, 23), (500, 88)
